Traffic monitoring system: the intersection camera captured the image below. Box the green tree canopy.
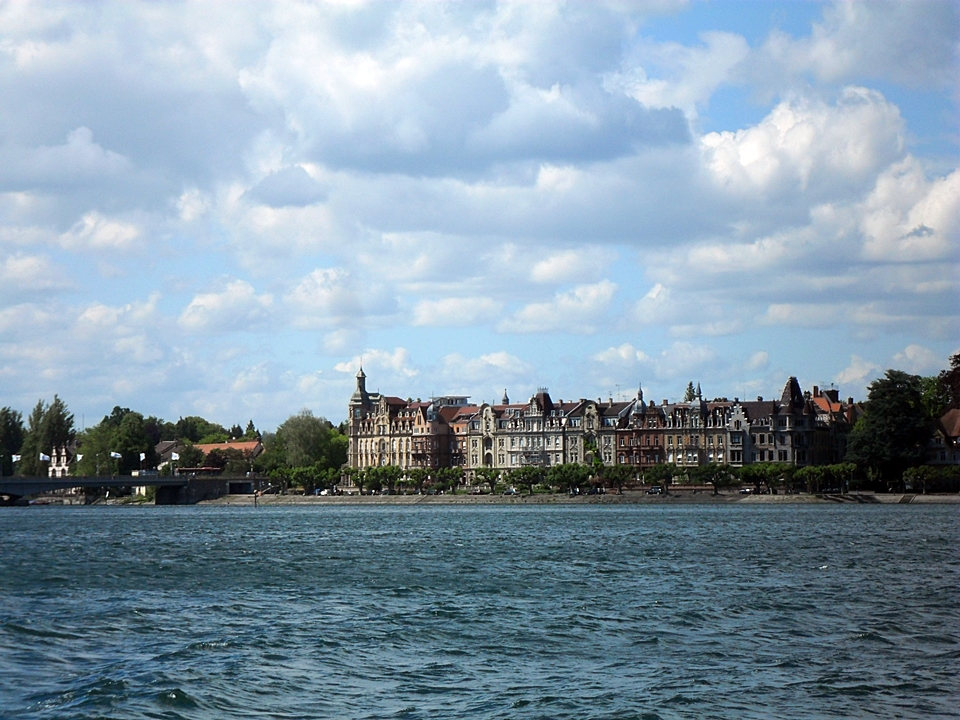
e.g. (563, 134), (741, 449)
(545, 463), (592, 493)
(175, 416), (228, 443)
(939, 352), (960, 410)
(845, 370), (932, 488)
(261, 410), (347, 471)
(75, 407), (155, 476)
(920, 375), (950, 420)
(0, 407), (25, 477)
(18, 396), (74, 476)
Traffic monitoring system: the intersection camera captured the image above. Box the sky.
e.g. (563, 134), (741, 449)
(0, 0), (958, 430)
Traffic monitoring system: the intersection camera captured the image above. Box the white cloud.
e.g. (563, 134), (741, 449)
(746, 351), (769, 371)
(231, 363), (271, 393)
(592, 343), (651, 366)
(611, 31), (750, 116)
(412, 297), (502, 327)
(178, 280), (274, 332)
(591, 340), (716, 382)
(754, 1), (959, 89)
(0, 253), (70, 293)
(334, 347), (418, 378)
(859, 159), (959, 263)
(177, 188), (210, 222)
(760, 304), (841, 328)
(892, 345), (943, 375)
(835, 354), (880, 386)
(632, 283), (671, 325)
(530, 248), (615, 284)
(499, 280), (617, 334)
(439, 351), (534, 386)
(0, 127), (131, 190)
(284, 268), (361, 329)
(702, 87), (904, 195)
(59, 211), (141, 251)
(669, 320), (742, 338)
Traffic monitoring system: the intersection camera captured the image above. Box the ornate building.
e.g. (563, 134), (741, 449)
(346, 370), (853, 475)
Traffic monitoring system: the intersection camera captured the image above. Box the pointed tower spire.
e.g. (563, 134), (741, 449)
(350, 364), (370, 407)
(502, 389), (509, 404)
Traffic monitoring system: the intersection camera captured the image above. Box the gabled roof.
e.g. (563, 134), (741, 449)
(939, 408), (960, 439)
(811, 396), (843, 414)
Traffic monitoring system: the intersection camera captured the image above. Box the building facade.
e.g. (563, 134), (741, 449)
(346, 370), (853, 476)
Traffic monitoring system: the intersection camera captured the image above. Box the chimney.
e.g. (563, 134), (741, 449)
(757, 396), (763, 401)
(847, 397), (853, 406)
(662, 399), (667, 406)
(813, 385), (819, 397)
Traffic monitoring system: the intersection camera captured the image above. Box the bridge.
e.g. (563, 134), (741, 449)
(0, 475), (260, 506)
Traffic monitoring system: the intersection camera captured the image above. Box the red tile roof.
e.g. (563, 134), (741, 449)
(195, 440), (263, 457)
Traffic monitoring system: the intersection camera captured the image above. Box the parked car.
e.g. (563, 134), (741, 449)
(647, 486), (663, 495)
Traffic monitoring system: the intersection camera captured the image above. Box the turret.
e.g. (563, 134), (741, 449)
(349, 366), (371, 408)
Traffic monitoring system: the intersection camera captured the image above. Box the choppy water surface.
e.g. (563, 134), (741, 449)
(1, 504), (958, 719)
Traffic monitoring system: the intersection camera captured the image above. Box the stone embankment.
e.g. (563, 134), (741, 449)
(201, 491), (960, 507)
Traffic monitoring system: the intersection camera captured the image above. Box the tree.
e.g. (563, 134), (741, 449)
(408, 467), (430, 494)
(737, 463), (769, 491)
(938, 352), (960, 410)
(692, 463), (736, 495)
(512, 465), (544, 495)
(243, 420), (260, 440)
(274, 409), (344, 469)
(474, 467), (500, 494)
(175, 416), (228, 443)
(683, 382), (696, 402)
(643, 463), (677, 491)
(143, 416), (175, 446)
(176, 442), (206, 469)
(545, 463), (591, 493)
(74, 407), (154, 476)
(0, 407), (25, 477)
(380, 465), (404, 494)
(600, 465), (634, 494)
(920, 375), (950, 420)
(846, 370), (932, 489)
(18, 397), (74, 476)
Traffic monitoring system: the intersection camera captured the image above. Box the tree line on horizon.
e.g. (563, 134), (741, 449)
(0, 401), (347, 482)
(1, 353), (958, 492)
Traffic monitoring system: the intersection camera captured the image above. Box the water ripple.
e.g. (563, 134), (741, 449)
(1, 504), (957, 719)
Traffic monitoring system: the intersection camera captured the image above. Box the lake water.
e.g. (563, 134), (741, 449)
(1, 504), (957, 719)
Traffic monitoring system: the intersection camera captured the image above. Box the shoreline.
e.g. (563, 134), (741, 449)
(199, 491), (960, 507)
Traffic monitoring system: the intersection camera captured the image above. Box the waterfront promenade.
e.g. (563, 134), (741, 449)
(202, 491), (960, 507)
